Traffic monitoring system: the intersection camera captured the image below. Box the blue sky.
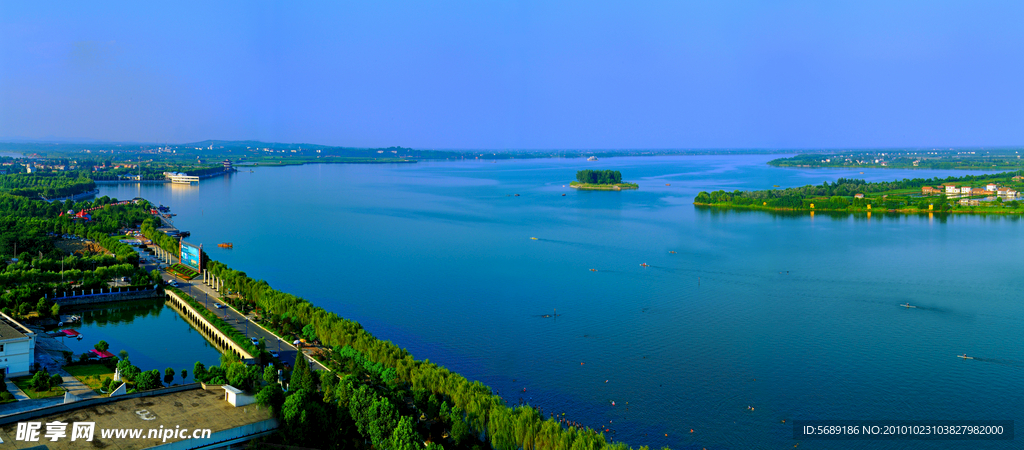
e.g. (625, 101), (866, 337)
(1, 1), (1022, 149)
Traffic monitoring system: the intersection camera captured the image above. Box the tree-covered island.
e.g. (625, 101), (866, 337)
(695, 171), (1024, 214)
(570, 170), (639, 190)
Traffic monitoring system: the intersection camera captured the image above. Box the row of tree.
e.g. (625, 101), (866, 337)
(170, 242), (657, 449)
(576, 170), (623, 185)
(0, 173), (96, 199)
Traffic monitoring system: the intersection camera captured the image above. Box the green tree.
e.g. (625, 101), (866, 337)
(35, 297), (49, 317)
(94, 340), (110, 352)
(29, 369), (51, 392)
(164, 367), (175, 384)
(135, 369), (162, 390)
(301, 324), (317, 342)
(389, 415), (420, 450)
(193, 361), (207, 382)
(50, 303), (60, 317)
(226, 362), (260, 392)
(290, 354), (315, 392)
(255, 384), (285, 415)
(263, 365), (278, 385)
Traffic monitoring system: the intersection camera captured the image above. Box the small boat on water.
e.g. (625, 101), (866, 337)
(530, 237), (538, 240)
(900, 303), (916, 308)
(218, 243), (233, 248)
(958, 354), (973, 359)
(669, 251), (677, 254)
(589, 269), (597, 272)
(640, 263), (649, 267)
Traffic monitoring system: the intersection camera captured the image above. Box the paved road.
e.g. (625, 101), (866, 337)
(142, 245), (326, 374)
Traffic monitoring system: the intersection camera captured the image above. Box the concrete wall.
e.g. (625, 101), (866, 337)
(53, 288), (162, 307)
(165, 290), (254, 362)
(0, 337), (33, 377)
(0, 383), (201, 425)
(147, 418), (279, 450)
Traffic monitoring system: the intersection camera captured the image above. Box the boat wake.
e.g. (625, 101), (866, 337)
(968, 357), (1024, 367)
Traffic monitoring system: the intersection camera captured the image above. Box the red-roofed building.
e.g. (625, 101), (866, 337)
(61, 329), (80, 337)
(91, 349), (115, 359)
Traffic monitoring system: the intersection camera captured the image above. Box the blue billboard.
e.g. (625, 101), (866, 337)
(180, 241), (202, 272)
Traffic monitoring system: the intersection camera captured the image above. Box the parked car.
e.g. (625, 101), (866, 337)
(214, 303), (226, 309)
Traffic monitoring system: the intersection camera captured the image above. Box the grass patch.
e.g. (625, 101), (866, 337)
(569, 181), (639, 190)
(64, 364), (115, 393)
(10, 376), (64, 399)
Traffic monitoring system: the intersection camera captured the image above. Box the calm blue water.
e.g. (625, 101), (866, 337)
(99, 155), (1024, 449)
(60, 300), (222, 379)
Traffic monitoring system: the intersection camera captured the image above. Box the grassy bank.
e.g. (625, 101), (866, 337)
(570, 181), (639, 190)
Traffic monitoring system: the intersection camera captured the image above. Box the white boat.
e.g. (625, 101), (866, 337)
(900, 303), (916, 308)
(958, 354), (973, 359)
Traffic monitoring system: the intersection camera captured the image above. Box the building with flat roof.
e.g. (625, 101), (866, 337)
(0, 386), (276, 450)
(0, 311), (36, 377)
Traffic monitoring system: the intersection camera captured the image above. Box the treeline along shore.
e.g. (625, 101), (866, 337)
(695, 171), (1024, 214)
(141, 212), (658, 449)
(0, 181), (660, 448)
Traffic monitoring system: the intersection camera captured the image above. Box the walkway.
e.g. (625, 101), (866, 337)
(4, 381), (28, 401)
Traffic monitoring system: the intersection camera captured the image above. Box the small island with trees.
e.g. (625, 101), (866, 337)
(570, 170), (638, 190)
(694, 171), (1024, 214)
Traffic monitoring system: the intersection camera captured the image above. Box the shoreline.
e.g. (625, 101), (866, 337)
(694, 202), (1024, 215)
(570, 182), (639, 190)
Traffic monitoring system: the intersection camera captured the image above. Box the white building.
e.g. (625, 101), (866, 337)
(960, 186), (972, 194)
(0, 311), (36, 377)
(944, 185), (959, 194)
(223, 385), (255, 407)
(164, 172), (199, 184)
(986, 183), (998, 192)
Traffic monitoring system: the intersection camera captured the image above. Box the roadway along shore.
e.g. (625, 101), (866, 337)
(141, 246), (327, 373)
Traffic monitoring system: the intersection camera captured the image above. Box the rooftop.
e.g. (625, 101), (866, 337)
(0, 387), (273, 450)
(0, 312), (31, 341)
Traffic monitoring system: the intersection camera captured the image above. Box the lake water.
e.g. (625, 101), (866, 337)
(99, 155), (1023, 449)
(60, 299), (223, 379)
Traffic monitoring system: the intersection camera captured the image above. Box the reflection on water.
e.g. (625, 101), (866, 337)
(60, 299), (221, 374)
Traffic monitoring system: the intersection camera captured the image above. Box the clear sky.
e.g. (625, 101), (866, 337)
(1, 1), (1022, 149)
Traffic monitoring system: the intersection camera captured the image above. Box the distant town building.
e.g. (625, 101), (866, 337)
(944, 185), (959, 194)
(222, 160), (232, 170)
(959, 186), (972, 194)
(986, 183), (998, 191)
(922, 186), (940, 195)
(959, 198), (981, 207)
(854, 193), (865, 198)
(972, 188), (989, 195)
